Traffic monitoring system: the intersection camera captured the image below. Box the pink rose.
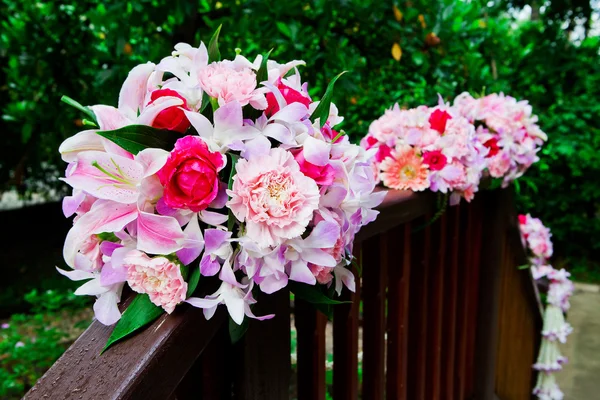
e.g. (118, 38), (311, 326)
(428, 109), (452, 134)
(293, 149), (335, 186)
(124, 250), (187, 314)
(158, 136), (225, 212)
(265, 79), (311, 117)
(227, 148), (320, 247)
(149, 89), (191, 133)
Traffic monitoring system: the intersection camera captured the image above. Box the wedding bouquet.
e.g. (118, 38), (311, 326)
(360, 101), (486, 205)
(453, 92), (547, 187)
(57, 28), (384, 349)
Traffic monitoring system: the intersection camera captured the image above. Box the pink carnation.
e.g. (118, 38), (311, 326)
(227, 148), (320, 247)
(198, 61), (264, 108)
(124, 250), (187, 314)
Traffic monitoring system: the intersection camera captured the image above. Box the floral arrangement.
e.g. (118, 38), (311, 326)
(453, 92), (548, 187)
(519, 214), (573, 400)
(57, 28), (384, 349)
(360, 101), (486, 205)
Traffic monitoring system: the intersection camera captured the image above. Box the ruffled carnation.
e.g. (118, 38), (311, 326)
(227, 148), (320, 247)
(198, 61), (265, 108)
(124, 250), (188, 314)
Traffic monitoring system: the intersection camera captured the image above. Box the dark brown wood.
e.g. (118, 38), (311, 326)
(295, 299), (327, 400)
(442, 206), (460, 400)
(407, 218), (431, 400)
(362, 233), (388, 400)
(473, 190), (509, 400)
(233, 288), (291, 400)
(333, 247), (361, 400)
(426, 214), (447, 400)
(24, 303), (226, 400)
(355, 190), (435, 243)
(386, 223), (412, 400)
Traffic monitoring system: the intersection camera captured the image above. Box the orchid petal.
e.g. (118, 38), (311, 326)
(301, 248), (337, 267)
(56, 267), (95, 281)
(184, 110), (214, 140)
(303, 221), (339, 248)
(271, 102), (309, 123)
(200, 255), (221, 276)
(186, 297), (220, 309)
(259, 273), (288, 294)
(176, 215), (205, 265)
(204, 229), (232, 253)
(75, 278), (109, 296)
(303, 136), (331, 166)
(289, 259), (316, 285)
(62, 190), (86, 217)
(94, 289), (123, 325)
(199, 210), (229, 226)
(214, 101), (244, 131)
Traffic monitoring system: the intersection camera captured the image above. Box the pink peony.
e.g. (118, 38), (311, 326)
(198, 61), (263, 108)
(487, 152), (511, 178)
(309, 264), (334, 285)
(158, 136), (225, 212)
(149, 89), (191, 133)
(293, 149), (335, 186)
(380, 145), (429, 191)
(124, 250), (187, 314)
(265, 79), (311, 117)
(227, 148), (320, 247)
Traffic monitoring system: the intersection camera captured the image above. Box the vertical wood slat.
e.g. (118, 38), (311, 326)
(233, 288), (290, 400)
(407, 218), (432, 400)
(333, 246), (361, 400)
(362, 233), (388, 400)
(426, 214), (447, 400)
(386, 224), (412, 400)
(442, 206), (460, 400)
(295, 299), (327, 400)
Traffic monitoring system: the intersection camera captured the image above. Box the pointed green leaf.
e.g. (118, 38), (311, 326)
(186, 266), (201, 297)
(103, 294), (164, 353)
(310, 71), (347, 128)
(288, 281), (350, 305)
(518, 264), (531, 270)
(229, 316), (249, 344)
(96, 125), (182, 155)
(61, 95), (97, 122)
(208, 24), (222, 63)
(255, 49), (273, 85)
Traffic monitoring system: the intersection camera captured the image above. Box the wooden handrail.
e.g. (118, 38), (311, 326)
(24, 301), (226, 400)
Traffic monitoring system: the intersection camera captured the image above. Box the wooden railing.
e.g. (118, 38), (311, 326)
(24, 188), (542, 400)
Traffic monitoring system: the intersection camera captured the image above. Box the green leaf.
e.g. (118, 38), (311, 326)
(310, 71), (346, 128)
(518, 264), (531, 270)
(288, 281), (350, 305)
(97, 232), (120, 242)
(229, 316), (249, 344)
(208, 24), (222, 63)
(96, 125), (182, 155)
(61, 95), (97, 122)
(186, 266), (201, 298)
(256, 49), (274, 85)
(103, 294), (164, 353)
(276, 22), (292, 39)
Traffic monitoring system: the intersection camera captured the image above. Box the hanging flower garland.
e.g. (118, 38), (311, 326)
(453, 92), (548, 187)
(519, 214), (574, 400)
(57, 28), (384, 350)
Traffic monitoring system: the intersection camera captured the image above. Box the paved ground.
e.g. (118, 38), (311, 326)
(556, 282), (600, 398)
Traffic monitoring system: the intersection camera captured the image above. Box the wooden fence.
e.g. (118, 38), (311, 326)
(24, 188), (542, 400)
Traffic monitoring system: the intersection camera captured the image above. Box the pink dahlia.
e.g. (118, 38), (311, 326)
(227, 148), (320, 247)
(380, 145), (429, 191)
(124, 250), (187, 314)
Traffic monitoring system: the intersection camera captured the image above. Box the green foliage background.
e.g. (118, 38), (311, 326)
(1, 0), (599, 280)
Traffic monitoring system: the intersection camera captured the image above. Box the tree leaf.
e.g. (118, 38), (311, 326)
(208, 24), (222, 63)
(186, 265), (201, 298)
(309, 71), (346, 128)
(96, 125), (182, 155)
(103, 294), (164, 353)
(288, 281), (350, 304)
(229, 316), (249, 344)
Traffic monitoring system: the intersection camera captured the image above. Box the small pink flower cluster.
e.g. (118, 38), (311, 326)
(519, 214), (573, 399)
(57, 37), (383, 327)
(361, 102), (486, 205)
(453, 92), (547, 187)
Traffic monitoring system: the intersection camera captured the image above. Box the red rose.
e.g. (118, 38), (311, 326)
(483, 137), (500, 158)
(375, 144), (393, 162)
(428, 109), (452, 134)
(265, 79), (311, 117)
(422, 150), (447, 171)
(150, 89), (191, 133)
(157, 136), (225, 212)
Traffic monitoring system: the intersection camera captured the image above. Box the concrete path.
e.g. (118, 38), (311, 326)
(556, 282), (600, 398)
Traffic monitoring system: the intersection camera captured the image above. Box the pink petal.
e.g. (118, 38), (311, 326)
(118, 62), (156, 120)
(136, 148), (169, 177)
(59, 130), (105, 162)
(94, 289), (123, 325)
(137, 96), (185, 126)
(214, 101), (244, 131)
(303, 136), (331, 166)
(137, 211), (185, 255)
(289, 259), (316, 285)
(89, 105), (131, 131)
(303, 221), (339, 248)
